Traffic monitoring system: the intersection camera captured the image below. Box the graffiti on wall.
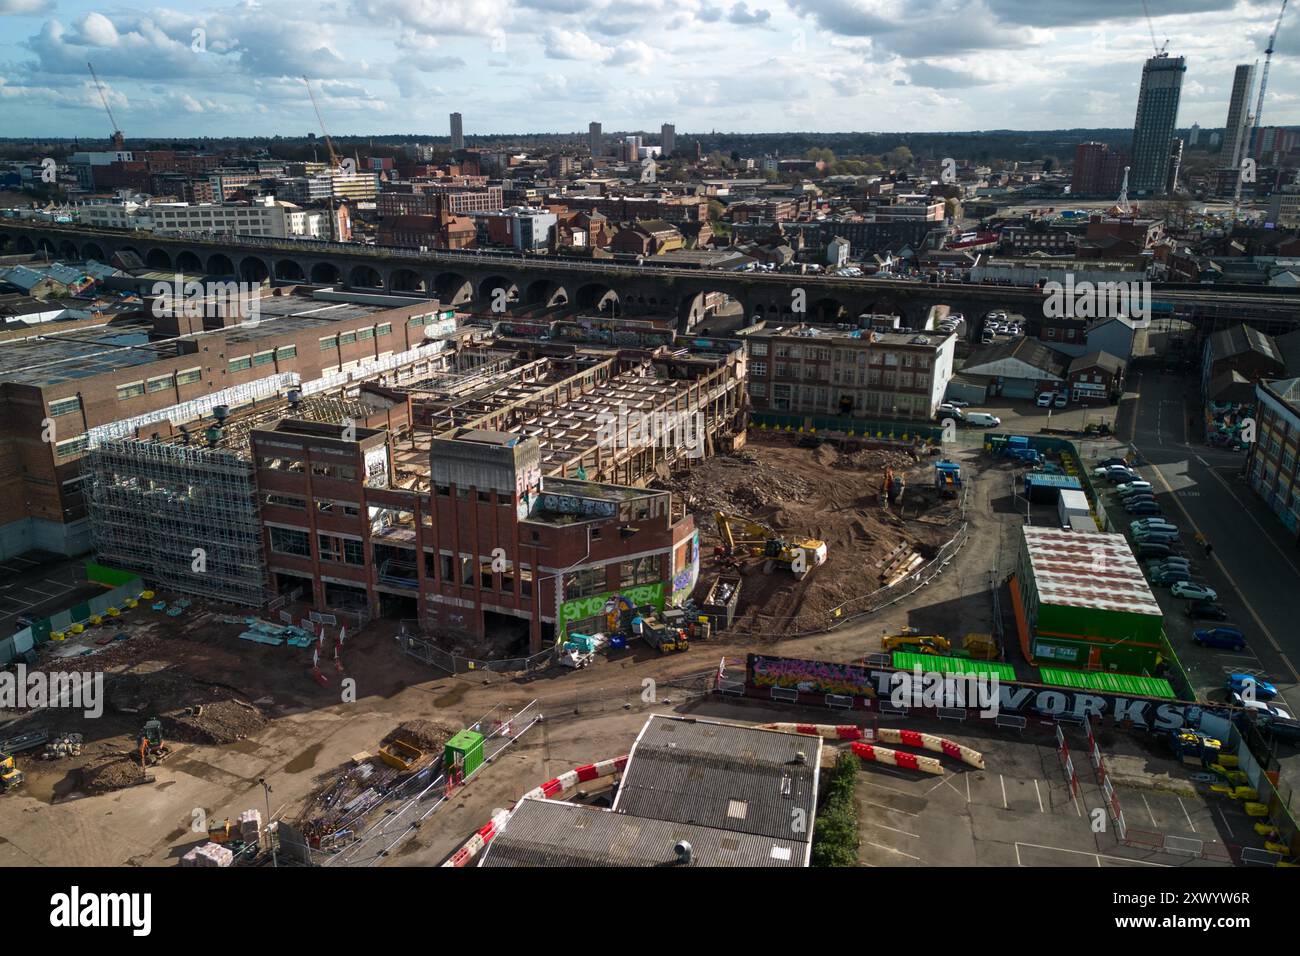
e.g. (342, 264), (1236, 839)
(539, 493), (617, 518)
(668, 532), (700, 608)
(750, 654), (878, 698)
(558, 582), (664, 635)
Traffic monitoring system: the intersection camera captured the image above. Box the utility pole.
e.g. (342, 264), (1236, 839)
(259, 777), (278, 867)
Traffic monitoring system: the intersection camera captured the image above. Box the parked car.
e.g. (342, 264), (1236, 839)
(965, 412), (1001, 427)
(1131, 518), (1177, 534)
(1174, 582), (1220, 602)
(937, 403), (966, 420)
(1227, 674), (1278, 701)
(1135, 531), (1179, 545)
(946, 399), (970, 409)
(1098, 457), (1130, 469)
(1108, 469), (1140, 485)
(1126, 501), (1162, 515)
(1117, 481), (1154, 497)
(1036, 392), (1055, 408)
(1094, 464), (1129, 478)
(1053, 393), (1069, 408)
(1238, 699), (1294, 720)
(1147, 558), (1191, 575)
(1192, 626), (1243, 649)
(1257, 715), (1300, 744)
(1153, 568), (1193, 586)
(1136, 542), (1173, 559)
(1186, 601), (1230, 621)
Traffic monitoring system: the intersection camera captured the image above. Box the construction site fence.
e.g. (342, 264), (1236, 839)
(1, 574), (143, 666)
(822, 522), (970, 629)
(749, 411), (948, 444)
(1228, 714), (1300, 857)
(396, 623), (556, 675)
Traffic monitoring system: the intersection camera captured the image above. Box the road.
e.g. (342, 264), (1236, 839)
(1126, 368), (1300, 696)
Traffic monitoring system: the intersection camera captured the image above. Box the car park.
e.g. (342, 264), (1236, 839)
(1185, 601), (1229, 620)
(1175, 582), (1219, 602)
(1192, 626), (1244, 649)
(1126, 501), (1161, 515)
(1227, 674), (1278, 701)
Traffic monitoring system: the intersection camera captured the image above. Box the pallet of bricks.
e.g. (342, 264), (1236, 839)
(179, 809), (262, 867)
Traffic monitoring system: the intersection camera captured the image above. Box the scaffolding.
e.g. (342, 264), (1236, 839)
(85, 439), (267, 606)
(83, 394), (378, 607)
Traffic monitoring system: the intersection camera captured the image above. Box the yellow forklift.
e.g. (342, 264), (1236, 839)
(0, 752), (24, 793)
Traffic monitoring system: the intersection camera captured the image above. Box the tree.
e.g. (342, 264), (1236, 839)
(884, 145), (913, 168)
(706, 200), (725, 222)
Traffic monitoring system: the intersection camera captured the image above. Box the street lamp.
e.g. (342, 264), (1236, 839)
(258, 777), (278, 868)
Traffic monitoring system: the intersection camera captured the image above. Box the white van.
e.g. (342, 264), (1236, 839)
(965, 412), (1002, 427)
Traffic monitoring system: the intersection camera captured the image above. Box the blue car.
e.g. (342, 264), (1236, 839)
(1227, 673), (1277, 701)
(1193, 627), (1246, 651)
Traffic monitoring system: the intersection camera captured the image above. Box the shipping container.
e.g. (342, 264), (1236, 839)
(445, 729), (485, 779)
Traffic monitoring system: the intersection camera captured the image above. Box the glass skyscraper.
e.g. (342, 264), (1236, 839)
(1129, 54), (1186, 196)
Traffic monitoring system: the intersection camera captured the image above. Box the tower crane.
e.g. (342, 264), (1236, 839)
(1249, 0), (1289, 162)
(1235, 0), (1289, 219)
(1140, 0), (1169, 54)
(303, 76), (341, 242)
(86, 61), (123, 148)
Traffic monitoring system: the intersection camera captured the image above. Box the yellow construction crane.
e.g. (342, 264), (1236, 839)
(714, 512), (827, 578)
(303, 76), (343, 242)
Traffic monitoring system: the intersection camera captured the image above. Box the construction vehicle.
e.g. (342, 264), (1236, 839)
(882, 632), (952, 655)
(714, 512), (828, 578)
(881, 466), (906, 506)
(1169, 729), (1222, 768)
(934, 460), (962, 498)
(0, 752), (24, 793)
(137, 718), (172, 767)
(955, 633), (998, 660)
(621, 605), (689, 654)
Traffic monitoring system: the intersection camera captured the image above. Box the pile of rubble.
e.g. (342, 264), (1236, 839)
(161, 700), (267, 745)
(81, 755), (146, 792)
(382, 720), (457, 753)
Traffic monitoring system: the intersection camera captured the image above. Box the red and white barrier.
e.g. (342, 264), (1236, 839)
(758, 722), (873, 742)
(850, 741), (943, 775)
(443, 754), (630, 867)
(877, 728), (985, 770)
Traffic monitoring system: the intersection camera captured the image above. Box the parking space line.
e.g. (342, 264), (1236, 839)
(867, 841), (920, 862)
(1034, 779), (1045, 813)
(1015, 842), (1169, 867)
(1217, 807), (1234, 838)
(1141, 793), (1157, 827)
(1000, 774), (1008, 809)
(22, 586), (52, 598)
(870, 822), (919, 839)
(866, 801), (918, 817)
(860, 781), (915, 798)
(1178, 798), (1196, 833)
(966, 774), (971, 803)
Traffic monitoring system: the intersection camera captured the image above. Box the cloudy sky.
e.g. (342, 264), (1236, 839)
(0, 0), (1295, 138)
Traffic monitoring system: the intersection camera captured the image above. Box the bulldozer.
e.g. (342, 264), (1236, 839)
(0, 752), (24, 793)
(137, 718), (172, 767)
(714, 512), (827, 579)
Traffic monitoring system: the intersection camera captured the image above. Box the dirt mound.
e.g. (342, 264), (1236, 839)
(382, 719), (457, 752)
(82, 755), (146, 792)
(676, 435), (960, 634)
(160, 699), (267, 744)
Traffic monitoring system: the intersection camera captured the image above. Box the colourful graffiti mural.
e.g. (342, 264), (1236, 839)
(668, 532), (700, 608)
(749, 654), (879, 698)
(558, 582), (664, 637)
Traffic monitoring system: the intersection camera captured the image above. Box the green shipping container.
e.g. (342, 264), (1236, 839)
(445, 729), (485, 779)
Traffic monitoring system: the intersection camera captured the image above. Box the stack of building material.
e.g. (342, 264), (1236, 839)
(238, 809), (262, 843)
(180, 842), (234, 867)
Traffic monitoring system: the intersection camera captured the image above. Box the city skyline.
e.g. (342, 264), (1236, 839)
(0, 0), (1296, 138)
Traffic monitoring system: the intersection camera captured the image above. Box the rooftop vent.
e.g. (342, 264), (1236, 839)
(673, 841), (693, 865)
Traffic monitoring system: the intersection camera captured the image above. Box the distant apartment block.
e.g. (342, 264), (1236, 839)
(1129, 54), (1186, 196)
(1071, 142), (1128, 197)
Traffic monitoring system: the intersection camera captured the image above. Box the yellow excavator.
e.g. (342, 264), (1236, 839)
(714, 512), (828, 579)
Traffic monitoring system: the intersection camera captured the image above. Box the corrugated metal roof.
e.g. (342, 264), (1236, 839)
(479, 798), (805, 867)
(1038, 667), (1176, 699)
(1022, 525), (1162, 617)
(613, 716), (819, 843)
(892, 652), (1016, 682)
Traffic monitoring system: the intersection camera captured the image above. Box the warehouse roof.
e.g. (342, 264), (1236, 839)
(479, 798), (805, 867)
(1021, 525), (1162, 617)
(614, 715), (820, 842)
